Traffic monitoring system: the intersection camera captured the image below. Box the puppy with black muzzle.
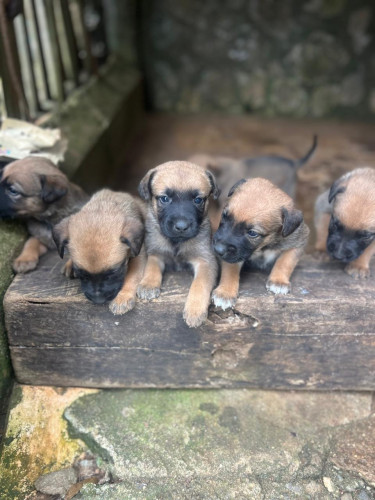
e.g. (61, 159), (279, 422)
(53, 189), (146, 314)
(212, 178), (309, 309)
(314, 167), (375, 279)
(0, 156), (88, 273)
(137, 161), (220, 328)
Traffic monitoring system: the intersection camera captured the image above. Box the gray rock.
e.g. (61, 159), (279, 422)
(34, 467), (77, 496)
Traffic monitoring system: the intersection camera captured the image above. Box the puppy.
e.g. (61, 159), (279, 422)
(212, 178), (309, 309)
(0, 156), (88, 273)
(137, 161), (219, 328)
(314, 167), (375, 279)
(52, 189), (146, 314)
(189, 136), (317, 203)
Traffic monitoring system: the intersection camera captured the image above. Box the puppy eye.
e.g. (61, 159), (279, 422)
(193, 197), (203, 205)
(248, 230), (259, 238)
(7, 185), (21, 196)
(159, 195), (170, 204)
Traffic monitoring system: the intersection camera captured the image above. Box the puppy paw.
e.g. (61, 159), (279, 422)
(345, 263), (370, 279)
(312, 250), (330, 262)
(62, 259), (75, 278)
(266, 279), (291, 295)
(12, 257), (38, 274)
(211, 287), (237, 310)
(183, 305), (208, 328)
(137, 284), (161, 300)
(109, 294), (136, 315)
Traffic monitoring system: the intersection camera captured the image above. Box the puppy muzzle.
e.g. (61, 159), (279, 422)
(163, 216), (198, 241)
(213, 237), (243, 263)
(327, 239), (358, 263)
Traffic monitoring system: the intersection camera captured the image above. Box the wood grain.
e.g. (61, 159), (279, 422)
(4, 252), (375, 389)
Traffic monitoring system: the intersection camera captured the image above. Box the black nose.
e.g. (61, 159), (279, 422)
(174, 219), (190, 232)
(214, 242), (227, 256)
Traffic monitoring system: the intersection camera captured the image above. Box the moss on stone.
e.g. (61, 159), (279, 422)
(0, 220), (26, 399)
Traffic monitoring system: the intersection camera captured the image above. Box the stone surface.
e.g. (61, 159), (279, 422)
(140, 0), (375, 118)
(34, 467), (77, 496)
(63, 389), (375, 499)
(0, 385), (95, 499)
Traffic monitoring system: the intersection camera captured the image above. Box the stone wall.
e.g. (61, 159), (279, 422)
(140, 0), (375, 118)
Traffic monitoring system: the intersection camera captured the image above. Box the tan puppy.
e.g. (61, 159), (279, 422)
(212, 178), (309, 309)
(53, 189), (146, 315)
(314, 167), (375, 278)
(0, 156), (88, 273)
(137, 161), (219, 328)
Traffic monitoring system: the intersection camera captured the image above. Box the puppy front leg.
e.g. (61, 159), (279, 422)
(110, 251), (147, 315)
(183, 258), (217, 328)
(314, 212), (330, 254)
(266, 247), (302, 295)
(137, 254), (165, 300)
(13, 237), (48, 273)
(212, 261), (243, 310)
(345, 241), (375, 279)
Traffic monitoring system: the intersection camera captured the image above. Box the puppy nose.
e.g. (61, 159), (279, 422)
(174, 219), (190, 232)
(214, 242), (227, 256)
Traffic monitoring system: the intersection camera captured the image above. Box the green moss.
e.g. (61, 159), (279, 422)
(0, 220), (26, 399)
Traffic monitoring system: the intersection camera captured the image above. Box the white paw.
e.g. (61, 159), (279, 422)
(266, 280), (291, 295)
(211, 290), (237, 310)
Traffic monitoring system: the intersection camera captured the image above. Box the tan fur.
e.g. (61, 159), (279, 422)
(0, 156), (87, 273)
(54, 189), (146, 315)
(137, 161), (219, 328)
(212, 178), (309, 308)
(314, 167), (375, 276)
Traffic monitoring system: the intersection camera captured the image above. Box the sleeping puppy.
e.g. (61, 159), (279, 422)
(212, 178), (309, 310)
(53, 189), (146, 314)
(314, 167), (375, 278)
(137, 161), (219, 328)
(0, 156), (88, 273)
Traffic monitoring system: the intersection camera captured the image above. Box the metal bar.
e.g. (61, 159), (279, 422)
(30, 0), (51, 100)
(43, 0), (65, 105)
(60, 0), (80, 87)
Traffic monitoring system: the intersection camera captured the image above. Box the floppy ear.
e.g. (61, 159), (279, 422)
(281, 207), (303, 237)
(40, 174), (68, 204)
(138, 169), (156, 201)
(205, 170), (220, 200)
(328, 179), (346, 204)
(228, 178), (246, 197)
(52, 217), (70, 258)
(121, 218), (145, 258)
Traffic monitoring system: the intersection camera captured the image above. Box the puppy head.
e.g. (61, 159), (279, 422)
(213, 178), (303, 263)
(327, 168), (375, 262)
(0, 157), (68, 219)
(138, 161), (219, 243)
(53, 196), (144, 304)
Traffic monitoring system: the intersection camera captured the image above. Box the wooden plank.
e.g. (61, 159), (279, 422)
(4, 252), (375, 390)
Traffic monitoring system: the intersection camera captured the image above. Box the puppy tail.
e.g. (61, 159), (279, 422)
(293, 135), (318, 169)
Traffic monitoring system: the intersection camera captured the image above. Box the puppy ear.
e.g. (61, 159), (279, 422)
(328, 179), (346, 204)
(281, 207), (303, 237)
(121, 218), (144, 258)
(206, 170), (220, 200)
(228, 179), (246, 197)
(52, 217), (70, 258)
(138, 169), (156, 201)
(40, 174), (68, 204)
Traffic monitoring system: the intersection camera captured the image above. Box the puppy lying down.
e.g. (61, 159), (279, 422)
(53, 189), (146, 315)
(0, 156), (88, 273)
